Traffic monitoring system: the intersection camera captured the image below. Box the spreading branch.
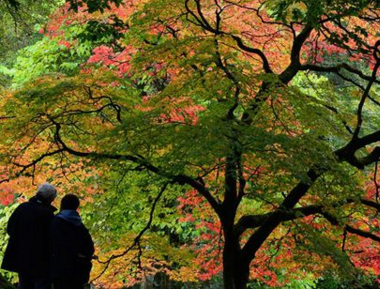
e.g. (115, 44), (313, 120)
(91, 183), (168, 282)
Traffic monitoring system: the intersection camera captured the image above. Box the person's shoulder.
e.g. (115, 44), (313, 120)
(29, 198), (56, 214)
(15, 200), (34, 211)
(78, 223), (92, 237)
(50, 216), (70, 232)
(78, 222), (89, 231)
(52, 216), (78, 228)
(16, 201), (29, 209)
(68, 218), (89, 233)
(9, 201), (29, 216)
(52, 215), (66, 224)
(48, 204), (57, 213)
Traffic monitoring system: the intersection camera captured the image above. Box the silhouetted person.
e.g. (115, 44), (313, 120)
(50, 194), (94, 289)
(2, 183), (58, 289)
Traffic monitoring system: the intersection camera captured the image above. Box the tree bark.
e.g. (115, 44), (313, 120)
(222, 144), (247, 288)
(222, 232), (250, 288)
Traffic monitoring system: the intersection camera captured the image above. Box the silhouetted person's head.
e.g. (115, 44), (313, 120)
(36, 183), (57, 205)
(61, 194), (80, 211)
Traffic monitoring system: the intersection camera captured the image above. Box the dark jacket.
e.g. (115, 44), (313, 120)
(2, 196), (57, 276)
(50, 210), (94, 286)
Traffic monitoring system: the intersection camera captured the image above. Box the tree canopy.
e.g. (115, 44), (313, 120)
(2, 0), (380, 288)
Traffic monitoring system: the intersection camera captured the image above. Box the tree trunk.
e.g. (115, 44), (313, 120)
(221, 116), (247, 288)
(233, 262), (250, 289)
(222, 219), (251, 289)
(223, 242), (250, 288)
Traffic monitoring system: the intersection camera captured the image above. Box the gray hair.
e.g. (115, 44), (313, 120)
(36, 183), (57, 199)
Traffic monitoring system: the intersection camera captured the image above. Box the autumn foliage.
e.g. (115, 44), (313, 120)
(3, 0), (380, 289)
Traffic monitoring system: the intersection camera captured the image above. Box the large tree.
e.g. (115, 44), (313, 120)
(3, 0), (380, 288)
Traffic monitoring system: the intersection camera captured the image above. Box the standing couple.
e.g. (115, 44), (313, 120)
(1, 183), (94, 289)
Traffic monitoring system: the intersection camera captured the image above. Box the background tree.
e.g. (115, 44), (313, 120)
(0, 0), (63, 87)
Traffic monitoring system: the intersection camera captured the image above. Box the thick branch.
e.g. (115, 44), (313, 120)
(279, 24), (313, 84)
(300, 63), (380, 85)
(234, 204), (324, 236)
(51, 119), (222, 214)
(13, 148), (65, 174)
(352, 43), (380, 139)
(230, 35), (273, 74)
(185, 0), (273, 73)
(241, 168), (321, 261)
(346, 225), (380, 243)
(321, 210), (380, 243)
(235, 198), (380, 236)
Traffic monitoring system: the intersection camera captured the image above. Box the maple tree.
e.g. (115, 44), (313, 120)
(4, 0), (380, 288)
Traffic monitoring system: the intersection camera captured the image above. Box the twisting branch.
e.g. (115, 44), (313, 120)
(184, 0), (216, 33)
(46, 116), (222, 214)
(0, 116), (16, 120)
(345, 225), (380, 243)
(321, 211), (380, 244)
(12, 149), (65, 174)
(214, 39), (241, 119)
(279, 24), (313, 84)
(229, 35), (273, 73)
(91, 183), (169, 283)
(184, 0), (273, 73)
(374, 161), (380, 204)
(352, 40), (380, 139)
(235, 197), (380, 234)
(342, 229), (347, 252)
(300, 63), (380, 86)
(235, 197), (358, 236)
(236, 159), (246, 204)
(86, 87), (122, 123)
(361, 198), (380, 211)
